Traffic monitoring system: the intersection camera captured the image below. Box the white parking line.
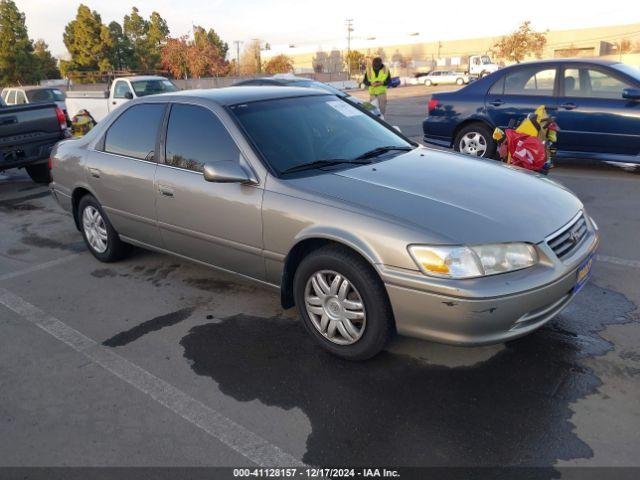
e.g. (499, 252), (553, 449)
(597, 254), (640, 269)
(0, 287), (304, 467)
(0, 254), (81, 282)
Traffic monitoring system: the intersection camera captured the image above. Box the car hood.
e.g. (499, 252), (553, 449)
(289, 148), (583, 244)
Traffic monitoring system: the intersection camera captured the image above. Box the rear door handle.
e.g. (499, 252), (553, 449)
(88, 167), (101, 178)
(489, 99), (504, 107)
(158, 185), (174, 198)
(560, 102), (577, 110)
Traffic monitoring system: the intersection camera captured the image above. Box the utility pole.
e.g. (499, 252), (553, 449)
(346, 18), (354, 77)
(233, 40), (242, 76)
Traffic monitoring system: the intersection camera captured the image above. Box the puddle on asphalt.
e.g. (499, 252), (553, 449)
(179, 283), (635, 468)
(103, 307), (196, 347)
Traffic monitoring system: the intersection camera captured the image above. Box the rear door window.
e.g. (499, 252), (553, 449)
(504, 67), (557, 96)
(164, 104), (240, 173)
(104, 104), (166, 160)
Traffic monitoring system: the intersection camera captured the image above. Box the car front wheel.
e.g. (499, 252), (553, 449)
(293, 245), (394, 360)
(78, 195), (130, 262)
(454, 123), (497, 159)
(424, 79), (432, 87)
(456, 78), (464, 85)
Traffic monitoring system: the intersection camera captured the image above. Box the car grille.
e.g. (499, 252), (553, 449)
(546, 212), (588, 259)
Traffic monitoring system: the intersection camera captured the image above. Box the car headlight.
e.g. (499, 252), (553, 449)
(408, 243), (538, 279)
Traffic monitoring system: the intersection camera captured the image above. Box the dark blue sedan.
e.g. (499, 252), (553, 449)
(423, 59), (640, 164)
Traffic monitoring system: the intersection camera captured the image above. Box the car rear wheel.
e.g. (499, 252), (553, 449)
(454, 123), (496, 159)
(424, 79), (432, 87)
(25, 164), (51, 184)
(293, 245), (394, 360)
(456, 78), (464, 86)
(78, 194), (130, 262)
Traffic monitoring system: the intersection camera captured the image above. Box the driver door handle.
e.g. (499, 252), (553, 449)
(560, 102), (577, 110)
(158, 185), (174, 198)
(489, 99), (505, 107)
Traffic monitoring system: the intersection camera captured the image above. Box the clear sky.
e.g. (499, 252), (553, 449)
(16, 0), (636, 58)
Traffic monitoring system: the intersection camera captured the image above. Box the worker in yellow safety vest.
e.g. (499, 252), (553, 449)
(363, 57), (390, 115)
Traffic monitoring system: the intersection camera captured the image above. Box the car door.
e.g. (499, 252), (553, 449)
(86, 102), (166, 247)
(155, 102), (265, 280)
(555, 64), (640, 155)
(485, 65), (559, 129)
(111, 80), (133, 111)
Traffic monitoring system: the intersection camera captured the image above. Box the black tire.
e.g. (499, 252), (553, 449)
(293, 244), (394, 360)
(25, 163), (51, 184)
(453, 122), (497, 159)
(77, 194), (130, 262)
(424, 79), (432, 87)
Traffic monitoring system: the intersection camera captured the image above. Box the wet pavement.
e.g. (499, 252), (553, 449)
(1, 95), (640, 473)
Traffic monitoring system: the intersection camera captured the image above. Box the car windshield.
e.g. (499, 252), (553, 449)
(26, 89), (66, 102)
(230, 94), (412, 175)
(611, 63), (640, 83)
(481, 56), (492, 65)
(131, 79), (179, 97)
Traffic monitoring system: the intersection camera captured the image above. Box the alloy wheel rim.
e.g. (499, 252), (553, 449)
(304, 270), (366, 345)
(82, 205), (108, 253)
(460, 132), (487, 156)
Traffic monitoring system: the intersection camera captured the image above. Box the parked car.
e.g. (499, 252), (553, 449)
(65, 75), (179, 122)
(50, 87), (598, 360)
(1, 99), (70, 183)
(234, 74), (383, 117)
(423, 59), (640, 163)
(1, 86), (67, 115)
(406, 72), (432, 85)
(422, 70), (470, 87)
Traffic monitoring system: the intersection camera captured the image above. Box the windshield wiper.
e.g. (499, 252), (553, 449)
(354, 145), (413, 161)
(280, 159), (372, 175)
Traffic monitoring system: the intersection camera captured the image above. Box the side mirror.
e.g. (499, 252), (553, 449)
(203, 161), (256, 184)
(622, 88), (640, 101)
(124, 91), (134, 100)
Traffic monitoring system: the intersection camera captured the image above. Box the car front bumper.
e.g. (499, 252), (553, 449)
(380, 224), (599, 346)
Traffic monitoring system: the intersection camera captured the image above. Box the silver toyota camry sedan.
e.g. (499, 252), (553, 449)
(50, 87), (599, 360)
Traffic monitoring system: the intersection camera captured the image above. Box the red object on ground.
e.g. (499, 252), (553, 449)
(504, 130), (547, 171)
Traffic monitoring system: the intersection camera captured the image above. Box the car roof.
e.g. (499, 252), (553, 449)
(504, 58), (621, 68)
(3, 85), (60, 91)
(150, 86), (329, 106)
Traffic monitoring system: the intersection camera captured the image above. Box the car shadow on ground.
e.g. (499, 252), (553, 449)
(178, 283), (635, 470)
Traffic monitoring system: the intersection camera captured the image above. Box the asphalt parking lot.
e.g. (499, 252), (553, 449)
(1, 86), (640, 475)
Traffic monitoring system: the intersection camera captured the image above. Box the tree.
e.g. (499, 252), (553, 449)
(33, 39), (60, 79)
(264, 54), (294, 74)
(240, 39), (262, 75)
(121, 8), (169, 71)
(61, 4), (113, 76)
(108, 21), (134, 70)
(493, 21), (547, 63)
(161, 27), (229, 79)
(0, 0), (39, 85)
(344, 50), (365, 74)
(123, 6), (148, 69)
(161, 36), (190, 79)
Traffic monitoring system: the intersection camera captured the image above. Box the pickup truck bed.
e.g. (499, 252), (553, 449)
(0, 102), (70, 183)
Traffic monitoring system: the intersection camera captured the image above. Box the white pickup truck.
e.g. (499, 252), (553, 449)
(65, 75), (179, 122)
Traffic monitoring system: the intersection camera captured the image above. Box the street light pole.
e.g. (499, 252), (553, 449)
(233, 40), (242, 76)
(346, 18), (354, 78)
